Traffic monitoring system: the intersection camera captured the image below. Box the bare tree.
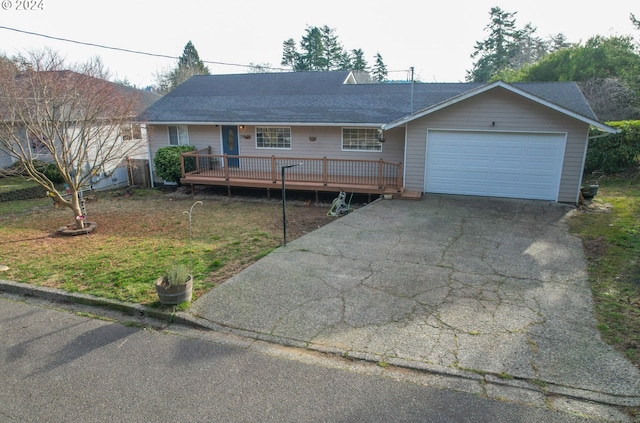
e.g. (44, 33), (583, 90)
(0, 50), (145, 229)
(579, 77), (640, 121)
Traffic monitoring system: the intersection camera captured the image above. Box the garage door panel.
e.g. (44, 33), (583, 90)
(425, 131), (565, 201)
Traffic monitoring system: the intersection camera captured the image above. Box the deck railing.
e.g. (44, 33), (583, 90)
(180, 149), (403, 192)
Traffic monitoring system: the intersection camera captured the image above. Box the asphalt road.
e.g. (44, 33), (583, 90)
(0, 297), (610, 423)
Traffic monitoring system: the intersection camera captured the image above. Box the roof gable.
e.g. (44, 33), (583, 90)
(383, 81), (616, 133)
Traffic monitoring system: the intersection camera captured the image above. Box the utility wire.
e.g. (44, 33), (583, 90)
(0, 25), (280, 70)
(0, 25), (408, 75)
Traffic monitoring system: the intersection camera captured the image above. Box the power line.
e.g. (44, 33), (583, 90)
(0, 25), (273, 70)
(0, 25), (407, 75)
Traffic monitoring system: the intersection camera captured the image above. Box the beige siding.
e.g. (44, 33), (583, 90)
(148, 124), (405, 183)
(404, 87), (589, 203)
(149, 125), (404, 161)
(236, 125), (404, 162)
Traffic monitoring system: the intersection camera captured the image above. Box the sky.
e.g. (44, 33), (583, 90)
(0, 0), (637, 88)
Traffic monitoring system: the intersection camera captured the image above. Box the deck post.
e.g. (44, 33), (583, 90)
(271, 156), (277, 183)
(378, 159), (384, 189)
(223, 154), (229, 181)
(397, 162), (403, 191)
(322, 157), (328, 186)
(180, 154), (185, 178)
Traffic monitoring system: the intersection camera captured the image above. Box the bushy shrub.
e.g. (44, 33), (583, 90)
(153, 145), (196, 184)
(39, 162), (64, 184)
(586, 121), (640, 174)
(8, 160), (64, 183)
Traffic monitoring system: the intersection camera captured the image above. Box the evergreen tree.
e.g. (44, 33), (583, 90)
(320, 25), (346, 70)
(298, 26), (326, 70)
(178, 41), (209, 75)
(156, 41), (210, 94)
(372, 52), (388, 81)
(631, 13), (640, 31)
(548, 33), (572, 52)
(349, 49), (368, 71)
(510, 23), (547, 68)
(281, 38), (300, 69)
(467, 7), (522, 82)
(281, 25), (386, 79)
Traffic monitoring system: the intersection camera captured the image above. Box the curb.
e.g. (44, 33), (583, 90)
(0, 279), (204, 330)
(2, 278), (639, 412)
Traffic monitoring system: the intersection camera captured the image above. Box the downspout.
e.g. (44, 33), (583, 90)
(143, 124), (155, 188)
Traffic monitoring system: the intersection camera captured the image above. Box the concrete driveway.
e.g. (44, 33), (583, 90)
(191, 195), (640, 408)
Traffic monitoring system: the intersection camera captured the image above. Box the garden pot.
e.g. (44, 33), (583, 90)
(155, 275), (193, 305)
(581, 185), (599, 199)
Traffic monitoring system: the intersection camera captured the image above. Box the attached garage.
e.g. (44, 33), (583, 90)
(384, 81), (619, 204)
(424, 130), (566, 201)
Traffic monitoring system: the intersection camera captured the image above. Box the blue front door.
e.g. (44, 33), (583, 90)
(222, 125), (239, 167)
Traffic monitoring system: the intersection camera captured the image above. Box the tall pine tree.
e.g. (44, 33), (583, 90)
(467, 7), (521, 82)
(157, 41), (210, 94)
(372, 52), (388, 81)
(281, 26), (386, 80)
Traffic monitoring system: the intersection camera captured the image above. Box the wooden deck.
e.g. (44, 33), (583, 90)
(179, 151), (420, 198)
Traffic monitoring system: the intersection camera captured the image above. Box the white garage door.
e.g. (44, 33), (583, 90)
(425, 131), (566, 201)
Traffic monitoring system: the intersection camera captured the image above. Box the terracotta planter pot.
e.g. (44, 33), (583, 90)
(155, 275), (193, 305)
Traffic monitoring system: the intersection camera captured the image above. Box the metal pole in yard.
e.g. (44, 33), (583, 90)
(281, 163), (302, 246)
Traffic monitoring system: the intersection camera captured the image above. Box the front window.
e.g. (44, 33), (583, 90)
(121, 124), (142, 141)
(256, 127), (291, 149)
(342, 128), (382, 151)
(168, 125), (189, 146)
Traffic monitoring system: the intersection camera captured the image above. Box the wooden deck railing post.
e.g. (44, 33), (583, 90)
(322, 157), (328, 186)
(194, 153), (200, 174)
(180, 155), (405, 194)
(208, 146), (212, 170)
(271, 156), (277, 183)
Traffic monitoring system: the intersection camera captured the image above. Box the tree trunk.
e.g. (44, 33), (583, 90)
(69, 188), (85, 229)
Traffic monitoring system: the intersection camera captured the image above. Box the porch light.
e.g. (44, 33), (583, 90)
(239, 125), (251, 139)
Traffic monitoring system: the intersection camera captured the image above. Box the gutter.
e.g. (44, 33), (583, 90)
(143, 124), (155, 188)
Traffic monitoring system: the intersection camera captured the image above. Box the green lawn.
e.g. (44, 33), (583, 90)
(0, 187), (333, 307)
(0, 176), (38, 193)
(568, 177), (640, 367)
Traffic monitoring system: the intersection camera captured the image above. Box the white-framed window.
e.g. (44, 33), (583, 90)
(342, 128), (382, 152)
(256, 127), (291, 149)
(168, 125), (189, 146)
(121, 123), (142, 141)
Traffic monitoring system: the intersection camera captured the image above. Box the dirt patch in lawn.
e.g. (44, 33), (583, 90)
(0, 186), (371, 304)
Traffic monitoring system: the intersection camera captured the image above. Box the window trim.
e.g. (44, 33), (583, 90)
(341, 127), (383, 152)
(168, 125), (189, 146)
(255, 126), (292, 150)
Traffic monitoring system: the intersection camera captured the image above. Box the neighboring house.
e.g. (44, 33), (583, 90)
(139, 71), (616, 204)
(0, 71), (160, 189)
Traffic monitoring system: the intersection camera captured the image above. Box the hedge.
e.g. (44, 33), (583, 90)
(153, 145), (197, 184)
(586, 120), (640, 174)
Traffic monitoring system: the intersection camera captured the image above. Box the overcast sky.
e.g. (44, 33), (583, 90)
(0, 0), (637, 87)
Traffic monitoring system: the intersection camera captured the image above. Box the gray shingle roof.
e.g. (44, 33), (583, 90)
(138, 71), (598, 124)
